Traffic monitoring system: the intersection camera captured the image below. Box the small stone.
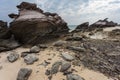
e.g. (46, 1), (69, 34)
(17, 68), (32, 80)
(45, 69), (51, 76)
(48, 75), (52, 80)
(67, 74), (84, 80)
(72, 60), (81, 66)
(60, 61), (71, 72)
(53, 40), (66, 47)
(48, 58), (52, 60)
(63, 71), (73, 75)
(21, 52), (29, 57)
(66, 36), (83, 41)
(61, 53), (74, 61)
(40, 60), (50, 67)
(0, 66), (3, 70)
(38, 44), (48, 49)
(51, 61), (62, 74)
(7, 52), (19, 62)
(30, 46), (40, 53)
(36, 71), (39, 73)
(66, 46), (85, 52)
(24, 54), (38, 64)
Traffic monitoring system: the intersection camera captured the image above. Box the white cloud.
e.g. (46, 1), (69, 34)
(32, 0), (120, 24)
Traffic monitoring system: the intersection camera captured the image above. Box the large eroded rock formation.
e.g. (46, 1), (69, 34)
(9, 2), (69, 45)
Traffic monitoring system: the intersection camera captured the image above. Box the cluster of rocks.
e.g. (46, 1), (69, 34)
(7, 45), (42, 64)
(6, 43), (85, 80)
(21, 45), (46, 64)
(47, 61), (84, 80)
(52, 32), (120, 79)
(45, 52), (84, 80)
(73, 18), (118, 32)
(6, 45), (46, 80)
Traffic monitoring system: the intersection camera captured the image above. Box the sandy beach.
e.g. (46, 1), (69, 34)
(0, 47), (112, 80)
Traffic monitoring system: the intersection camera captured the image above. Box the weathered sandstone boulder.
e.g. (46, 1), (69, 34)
(9, 2), (69, 45)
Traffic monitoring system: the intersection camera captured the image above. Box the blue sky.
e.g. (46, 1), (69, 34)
(0, 0), (120, 25)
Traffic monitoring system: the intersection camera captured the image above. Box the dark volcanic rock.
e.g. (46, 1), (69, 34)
(9, 2), (69, 45)
(51, 61), (62, 74)
(17, 68), (32, 80)
(30, 46), (40, 53)
(24, 54), (38, 64)
(0, 20), (11, 39)
(7, 52), (19, 62)
(60, 62), (71, 72)
(61, 53), (74, 61)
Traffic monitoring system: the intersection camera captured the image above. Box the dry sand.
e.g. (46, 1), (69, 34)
(0, 47), (113, 80)
(85, 26), (120, 39)
(103, 26), (120, 31)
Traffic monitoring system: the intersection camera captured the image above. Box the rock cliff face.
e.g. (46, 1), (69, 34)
(9, 2), (69, 45)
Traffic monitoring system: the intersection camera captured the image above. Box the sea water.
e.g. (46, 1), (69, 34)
(68, 25), (77, 31)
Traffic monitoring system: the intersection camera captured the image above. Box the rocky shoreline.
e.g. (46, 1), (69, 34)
(0, 2), (120, 80)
